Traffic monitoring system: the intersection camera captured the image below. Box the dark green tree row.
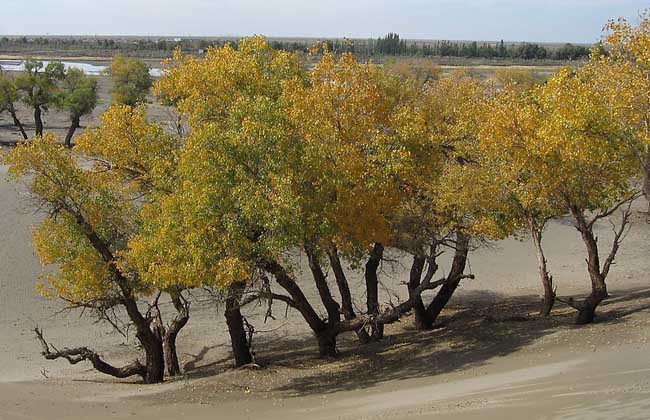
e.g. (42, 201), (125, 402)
(1, 35), (596, 61)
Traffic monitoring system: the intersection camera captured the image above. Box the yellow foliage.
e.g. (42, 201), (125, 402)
(384, 58), (442, 83)
(4, 130), (158, 305)
(493, 67), (538, 92)
(75, 104), (180, 193)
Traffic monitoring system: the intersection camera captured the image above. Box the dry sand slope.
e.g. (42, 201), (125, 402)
(1, 160), (650, 419)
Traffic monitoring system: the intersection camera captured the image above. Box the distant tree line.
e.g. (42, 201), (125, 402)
(269, 34), (597, 61)
(0, 34), (597, 61)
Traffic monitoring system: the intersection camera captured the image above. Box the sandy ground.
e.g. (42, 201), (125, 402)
(1, 72), (650, 419)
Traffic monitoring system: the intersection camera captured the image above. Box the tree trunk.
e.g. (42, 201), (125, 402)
(365, 243), (384, 340)
(224, 282), (253, 367)
(529, 216), (554, 316)
(575, 287), (608, 325)
(9, 109), (28, 140)
(572, 210), (608, 325)
(124, 297), (165, 384)
(73, 209), (165, 383)
(118, 289), (164, 383)
(163, 334), (180, 377)
(305, 247), (341, 327)
(163, 290), (189, 376)
(142, 334), (165, 384)
(328, 248), (354, 320)
(643, 168), (650, 216)
(265, 260), (326, 333)
(64, 115), (80, 148)
(409, 255), (433, 330)
(424, 233), (469, 325)
(328, 247), (370, 343)
(265, 260), (331, 357)
(34, 106), (43, 136)
(316, 328), (338, 358)
(305, 247), (342, 357)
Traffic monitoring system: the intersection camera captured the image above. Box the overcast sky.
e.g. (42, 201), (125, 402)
(1, 0), (648, 43)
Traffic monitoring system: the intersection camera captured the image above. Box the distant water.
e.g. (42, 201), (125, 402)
(0, 60), (162, 77)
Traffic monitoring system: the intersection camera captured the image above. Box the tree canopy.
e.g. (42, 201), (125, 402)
(106, 54), (153, 106)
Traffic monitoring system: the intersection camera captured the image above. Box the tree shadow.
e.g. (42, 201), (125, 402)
(596, 286), (650, 324)
(146, 286), (650, 396)
(182, 344), (231, 379)
(250, 287), (650, 397)
(245, 293), (566, 396)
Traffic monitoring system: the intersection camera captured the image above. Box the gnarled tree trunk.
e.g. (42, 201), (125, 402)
(409, 255), (433, 330)
(34, 106), (43, 136)
(80, 218), (166, 383)
(123, 297), (165, 383)
(328, 247), (370, 343)
(224, 282), (253, 367)
(566, 204), (631, 325)
(424, 233), (470, 325)
(9, 108), (28, 140)
(306, 247), (341, 357)
(265, 260), (335, 357)
(529, 216), (555, 316)
(64, 115), (80, 148)
(365, 243), (384, 340)
(573, 210), (608, 325)
(163, 290), (190, 376)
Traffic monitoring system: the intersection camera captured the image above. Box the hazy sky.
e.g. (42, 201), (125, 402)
(1, 0), (648, 43)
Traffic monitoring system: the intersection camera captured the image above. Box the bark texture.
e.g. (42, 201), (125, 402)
(34, 106), (43, 136)
(9, 108), (28, 140)
(64, 115), (80, 148)
(224, 282), (254, 367)
(365, 243), (385, 340)
(163, 290), (189, 376)
(424, 233), (470, 325)
(35, 327), (148, 380)
(529, 216), (555, 316)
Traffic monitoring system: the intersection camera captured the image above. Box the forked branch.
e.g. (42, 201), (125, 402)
(34, 327), (146, 380)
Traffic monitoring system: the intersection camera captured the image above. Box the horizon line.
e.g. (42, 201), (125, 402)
(0, 34), (598, 47)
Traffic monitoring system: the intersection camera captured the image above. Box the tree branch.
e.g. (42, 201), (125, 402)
(337, 272), (475, 333)
(34, 327), (146, 380)
(601, 202), (633, 279)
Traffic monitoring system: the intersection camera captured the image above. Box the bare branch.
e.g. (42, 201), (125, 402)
(601, 202), (633, 279)
(338, 272), (475, 333)
(34, 327), (146, 380)
(587, 192), (640, 230)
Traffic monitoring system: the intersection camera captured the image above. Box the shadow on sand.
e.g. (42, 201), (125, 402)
(176, 287), (650, 397)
